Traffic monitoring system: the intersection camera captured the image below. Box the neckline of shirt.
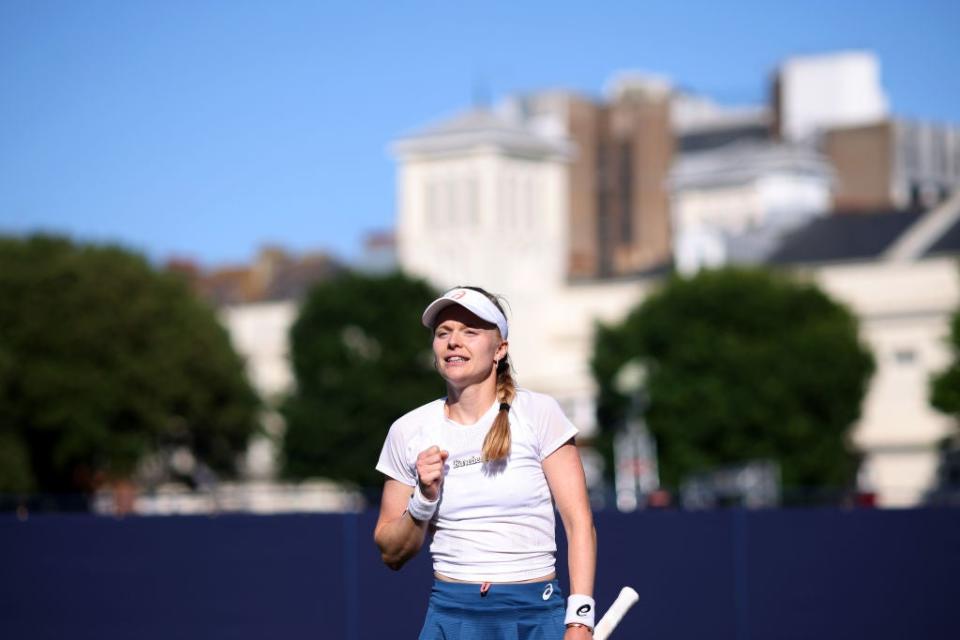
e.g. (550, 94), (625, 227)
(442, 398), (500, 428)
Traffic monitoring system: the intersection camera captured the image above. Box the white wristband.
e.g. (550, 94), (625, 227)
(407, 483), (439, 522)
(565, 594), (596, 629)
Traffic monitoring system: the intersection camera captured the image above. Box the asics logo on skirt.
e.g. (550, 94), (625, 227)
(542, 584), (553, 600)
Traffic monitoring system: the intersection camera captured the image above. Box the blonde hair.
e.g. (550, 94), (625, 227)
(482, 356), (516, 462)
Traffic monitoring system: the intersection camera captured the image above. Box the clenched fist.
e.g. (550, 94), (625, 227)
(416, 445), (449, 501)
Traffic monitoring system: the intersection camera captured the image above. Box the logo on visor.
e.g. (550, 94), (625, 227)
(450, 290), (466, 300)
(542, 584), (553, 600)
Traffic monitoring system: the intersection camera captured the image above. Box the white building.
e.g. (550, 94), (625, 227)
(393, 108), (572, 291)
(670, 141), (833, 274)
(769, 192), (960, 505)
(776, 50), (890, 143)
(219, 301), (296, 480)
(220, 301), (297, 401)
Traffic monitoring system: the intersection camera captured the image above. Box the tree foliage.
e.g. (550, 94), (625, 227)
(593, 267), (875, 491)
(281, 271), (441, 488)
(0, 235), (260, 494)
(931, 303), (960, 423)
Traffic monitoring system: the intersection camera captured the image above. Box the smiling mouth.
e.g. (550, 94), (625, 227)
(445, 356), (468, 363)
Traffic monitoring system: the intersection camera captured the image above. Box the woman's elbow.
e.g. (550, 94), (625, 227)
(381, 552), (407, 571)
(379, 543), (418, 570)
(374, 532), (412, 570)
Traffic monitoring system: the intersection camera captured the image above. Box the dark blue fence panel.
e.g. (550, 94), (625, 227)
(743, 509), (959, 640)
(1, 514), (343, 639)
(2, 509), (958, 639)
(353, 510), (434, 640)
(582, 510), (740, 640)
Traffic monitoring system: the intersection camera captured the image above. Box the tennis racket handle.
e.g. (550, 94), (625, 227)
(593, 587), (639, 640)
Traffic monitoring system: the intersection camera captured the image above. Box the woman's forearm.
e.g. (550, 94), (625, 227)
(374, 510), (430, 570)
(543, 443), (597, 598)
(566, 519), (597, 596)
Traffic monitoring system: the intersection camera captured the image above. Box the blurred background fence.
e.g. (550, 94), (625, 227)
(3, 507), (957, 640)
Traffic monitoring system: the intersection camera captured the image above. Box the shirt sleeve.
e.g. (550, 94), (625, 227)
(375, 422), (417, 486)
(533, 394), (579, 461)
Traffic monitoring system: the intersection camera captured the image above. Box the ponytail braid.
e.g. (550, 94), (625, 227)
(482, 356), (516, 462)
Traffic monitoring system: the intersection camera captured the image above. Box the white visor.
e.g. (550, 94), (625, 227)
(422, 288), (509, 339)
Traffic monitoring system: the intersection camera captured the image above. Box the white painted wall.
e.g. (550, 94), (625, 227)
(673, 182), (764, 234)
(807, 257), (958, 506)
(779, 51), (889, 142)
(397, 150), (569, 292)
(220, 301), (297, 400)
(756, 173), (833, 228)
(672, 171), (830, 274)
(219, 301), (298, 481)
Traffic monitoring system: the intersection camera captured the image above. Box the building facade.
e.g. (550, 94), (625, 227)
(669, 141), (833, 273)
(773, 50), (889, 143)
(218, 52), (960, 507)
(825, 119), (960, 211)
(382, 64), (960, 506)
(510, 76), (675, 279)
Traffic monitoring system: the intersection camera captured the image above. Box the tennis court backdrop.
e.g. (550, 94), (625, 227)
(2, 508), (956, 639)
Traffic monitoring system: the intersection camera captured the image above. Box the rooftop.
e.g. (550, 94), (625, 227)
(925, 216), (960, 257)
(392, 108), (571, 159)
(768, 209), (925, 265)
(671, 141), (833, 190)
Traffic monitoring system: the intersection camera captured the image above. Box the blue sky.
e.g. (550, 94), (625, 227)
(1, 1), (958, 267)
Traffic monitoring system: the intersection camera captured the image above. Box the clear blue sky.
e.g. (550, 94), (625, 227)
(1, 1), (958, 268)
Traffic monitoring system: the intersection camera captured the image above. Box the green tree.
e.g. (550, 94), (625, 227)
(593, 267), (875, 492)
(931, 304), (960, 422)
(0, 235), (259, 494)
(281, 272), (440, 488)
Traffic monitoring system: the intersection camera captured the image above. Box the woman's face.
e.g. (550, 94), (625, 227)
(432, 305), (507, 390)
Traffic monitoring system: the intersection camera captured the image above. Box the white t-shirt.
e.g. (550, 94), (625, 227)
(375, 388), (578, 582)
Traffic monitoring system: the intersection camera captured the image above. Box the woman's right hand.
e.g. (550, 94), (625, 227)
(416, 445), (449, 501)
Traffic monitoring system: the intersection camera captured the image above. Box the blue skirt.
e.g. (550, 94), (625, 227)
(419, 579), (566, 640)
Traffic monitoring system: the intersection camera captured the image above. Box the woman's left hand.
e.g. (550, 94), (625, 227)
(564, 624), (593, 639)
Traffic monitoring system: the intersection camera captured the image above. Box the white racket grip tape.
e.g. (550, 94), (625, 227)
(593, 587), (639, 640)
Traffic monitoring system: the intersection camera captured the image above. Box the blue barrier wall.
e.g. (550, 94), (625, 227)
(2, 509), (957, 639)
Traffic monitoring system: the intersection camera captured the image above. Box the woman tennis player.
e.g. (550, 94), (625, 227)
(374, 286), (597, 639)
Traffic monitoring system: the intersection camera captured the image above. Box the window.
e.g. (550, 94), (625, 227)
(466, 177), (479, 226)
(505, 176), (516, 228)
(425, 182), (437, 225)
(445, 180), (457, 226)
(619, 140), (633, 245)
(893, 348), (917, 365)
